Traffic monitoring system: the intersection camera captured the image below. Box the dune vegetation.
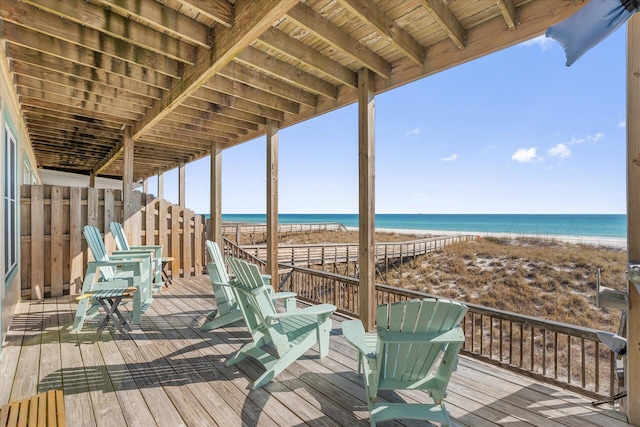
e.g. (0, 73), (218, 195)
(269, 230), (626, 332)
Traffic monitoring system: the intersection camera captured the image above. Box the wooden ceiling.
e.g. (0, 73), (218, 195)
(0, 0), (584, 181)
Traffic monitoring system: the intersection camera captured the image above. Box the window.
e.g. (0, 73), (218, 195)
(4, 124), (17, 277)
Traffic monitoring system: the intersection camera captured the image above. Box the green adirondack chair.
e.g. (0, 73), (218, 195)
(201, 240), (296, 331)
(342, 298), (468, 427)
(109, 221), (164, 292)
(225, 257), (337, 389)
(72, 225), (152, 332)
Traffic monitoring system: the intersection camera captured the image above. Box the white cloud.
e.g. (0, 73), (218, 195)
(484, 145), (496, 154)
(404, 128), (420, 137)
(619, 120), (627, 128)
(512, 148), (539, 163)
(588, 132), (605, 143)
(548, 143), (571, 158)
(522, 35), (556, 51)
(441, 154), (458, 162)
(567, 136), (585, 145)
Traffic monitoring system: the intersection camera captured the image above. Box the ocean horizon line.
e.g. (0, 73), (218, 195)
(205, 213), (627, 241)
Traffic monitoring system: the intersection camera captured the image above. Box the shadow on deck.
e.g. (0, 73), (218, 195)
(0, 276), (629, 427)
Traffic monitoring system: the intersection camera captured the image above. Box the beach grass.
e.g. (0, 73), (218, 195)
(269, 230), (626, 332)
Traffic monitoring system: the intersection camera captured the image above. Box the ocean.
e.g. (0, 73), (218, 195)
(216, 214), (627, 240)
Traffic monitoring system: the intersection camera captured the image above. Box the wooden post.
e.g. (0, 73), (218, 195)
(178, 163), (186, 207)
(122, 127), (135, 240)
(89, 172), (96, 188)
(627, 14), (640, 426)
(266, 120), (279, 288)
(210, 143), (222, 246)
(142, 178), (148, 194)
(158, 172), (164, 199)
(358, 68), (376, 332)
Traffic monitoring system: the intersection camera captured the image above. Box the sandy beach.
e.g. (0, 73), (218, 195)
(345, 226), (628, 249)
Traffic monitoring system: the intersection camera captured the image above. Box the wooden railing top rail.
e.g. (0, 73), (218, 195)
(241, 235), (476, 250)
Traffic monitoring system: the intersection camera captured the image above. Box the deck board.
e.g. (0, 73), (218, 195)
(0, 276), (630, 427)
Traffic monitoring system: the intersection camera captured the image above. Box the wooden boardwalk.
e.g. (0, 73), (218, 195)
(0, 276), (629, 427)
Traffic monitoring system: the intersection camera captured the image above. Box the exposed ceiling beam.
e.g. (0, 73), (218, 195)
(419, 0), (466, 49)
(19, 0), (196, 63)
(219, 61), (317, 107)
(234, 47), (336, 99)
(191, 87), (284, 121)
(0, 18), (180, 79)
(286, 3), (390, 78)
(94, 0), (212, 47)
(130, 0), (300, 140)
(340, 0), (424, 66)
(172, 106), (260, 131)
(176, 0), (233, 27)
(93, 139), (124, 175)
(204, 74), (299, 114)
(5, 43), (172, 92)
(497, 0), (518, 30)
(258, 27), (357, 87)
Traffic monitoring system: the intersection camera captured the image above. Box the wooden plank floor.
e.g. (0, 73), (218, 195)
(0, 276), (630, 427)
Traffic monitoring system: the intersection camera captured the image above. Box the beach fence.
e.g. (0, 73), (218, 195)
(222, 222), (348, 244)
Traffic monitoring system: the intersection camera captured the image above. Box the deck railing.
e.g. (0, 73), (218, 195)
(222, 237), (620, 400)
(241, 235), (476, 267)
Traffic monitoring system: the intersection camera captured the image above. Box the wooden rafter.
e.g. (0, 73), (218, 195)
(130, 0), (299, 140)
(94, 0), (211, 47)
(497, 0), (518, 30)
(340, 0), (424, 66)
(286, 3), (390, 78)
(258, 27), (357, 87)
(176, 0), (233, 27)
(419, 0), (466, 49)
(19, 0), (195, 63)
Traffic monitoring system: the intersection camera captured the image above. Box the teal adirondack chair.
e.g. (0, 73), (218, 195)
(343, 298), (468, 427)
(225, 257), (337, 389)
(73, 225), (153, 331)
(110, 221), (164, 292)
(201, 240), (296, 331)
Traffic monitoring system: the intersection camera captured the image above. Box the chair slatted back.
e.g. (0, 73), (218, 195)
(205, 240), (231, 284)
(109, 222), (131, 251)
(83, 225), (115, 280)
(376, 299), (467, 384)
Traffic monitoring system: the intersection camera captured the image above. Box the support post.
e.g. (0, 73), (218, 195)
(158, 173), (164, 199)
(210, 143), (222, 246)
(179, 163), (186, 207)
(89, 172), (96, 188)
(358, 68), (376, 332)
(266, 120), (279, 288)
(626, 14), (640, 426)
(122, 127), (134, 239)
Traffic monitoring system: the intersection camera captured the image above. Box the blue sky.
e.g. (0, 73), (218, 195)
(148, 26), (627, 215)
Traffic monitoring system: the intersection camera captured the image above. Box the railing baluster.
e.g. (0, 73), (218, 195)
(568, 336), (572, 384)
(581, 338), (586, 389)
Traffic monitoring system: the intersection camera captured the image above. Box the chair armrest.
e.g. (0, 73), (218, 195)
(267, 303), (336, 321)
(343, 320), (376, 358)
(271, 291), (296, 300)
(128, 245), (163, 257)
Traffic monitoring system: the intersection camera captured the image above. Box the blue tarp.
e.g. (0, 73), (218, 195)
(546, 0), (638, 66)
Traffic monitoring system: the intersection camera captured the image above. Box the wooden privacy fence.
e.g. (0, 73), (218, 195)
(20, 184), (207, 300)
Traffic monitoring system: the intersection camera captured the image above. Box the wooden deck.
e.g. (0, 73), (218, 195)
(0, 276), (630, 427)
